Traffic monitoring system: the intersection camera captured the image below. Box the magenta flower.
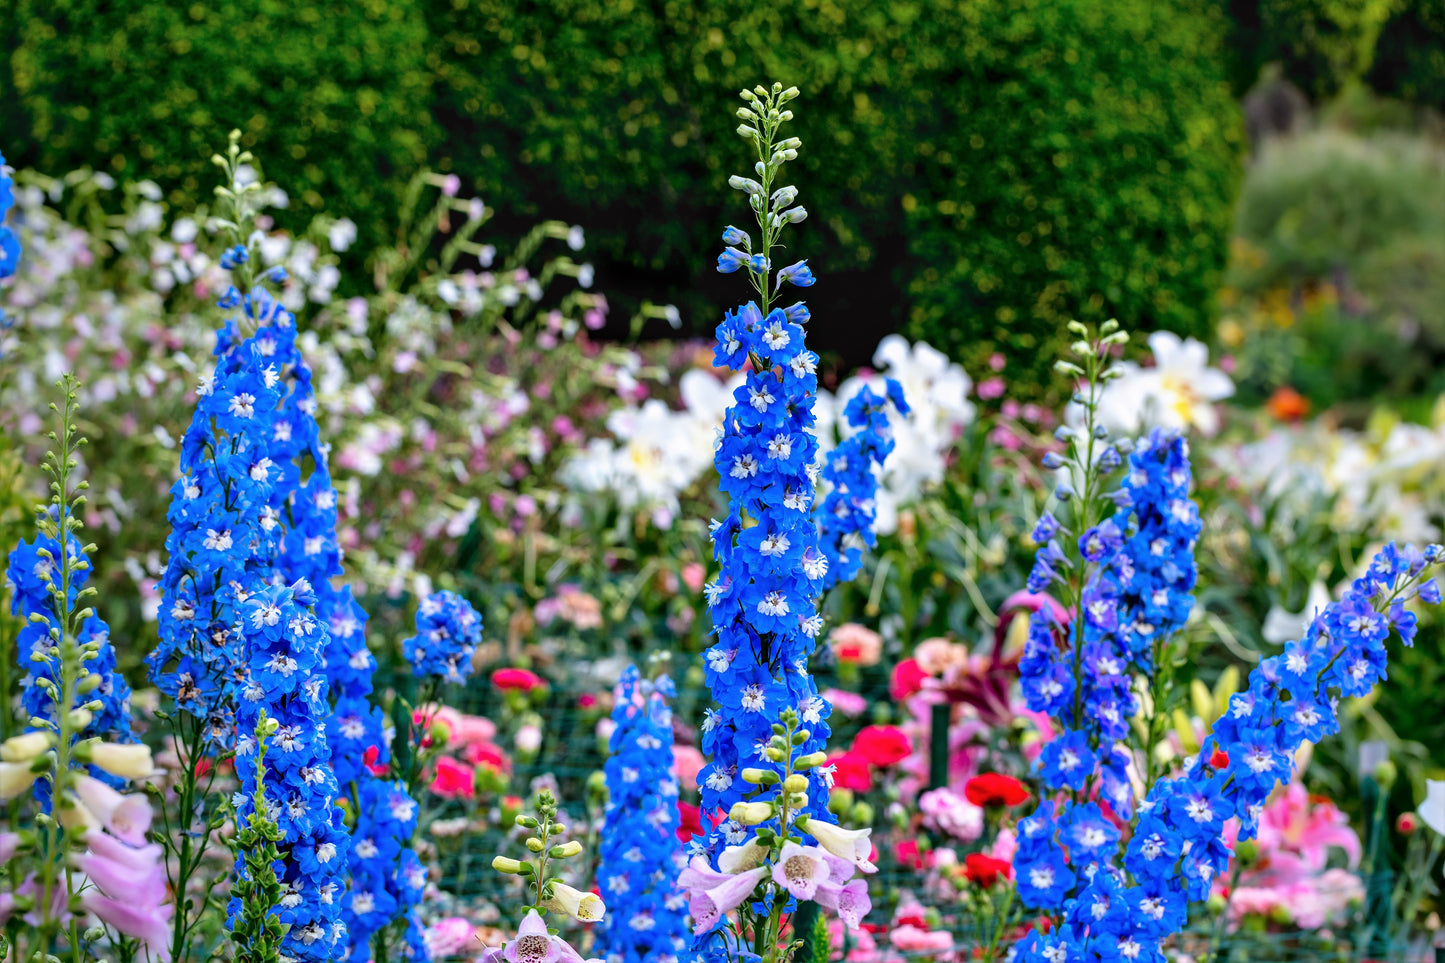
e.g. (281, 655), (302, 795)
(687, 865), (769, 934)
(771, 841), (833, 901)
(1250, 782), (1361, 883)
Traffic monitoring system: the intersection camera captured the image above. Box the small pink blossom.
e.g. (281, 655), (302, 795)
(888, 925), (954, 957)
(823, 688), (868, 718)
(425, 917), (478, 958)
(918, 787), (983, 842)
(671, 745), (706, 791)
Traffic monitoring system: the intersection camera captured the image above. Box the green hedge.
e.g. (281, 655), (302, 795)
(3, 0), (1244, 390)
(897, 0), (1244, 384)
(1220, 0), (1396, 99)
(1, 0), (436, 242)
(428, 0), (1244, 388)
(1367, 0), (1445, 111)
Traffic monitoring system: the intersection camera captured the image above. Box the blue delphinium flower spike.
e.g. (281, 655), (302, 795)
(816, 379), (907, 591)
(597, 666), (691, 963)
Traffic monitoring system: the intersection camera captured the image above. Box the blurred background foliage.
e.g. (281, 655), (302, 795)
(2, 0), (1444, 402)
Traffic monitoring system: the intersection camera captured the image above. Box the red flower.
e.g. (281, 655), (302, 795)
(362, 745), (389, 777)
(964, 773), (1030, 808)
(829, 751), (874, 792)
(676, 802), (703, 843)
(463, 741), (509, 771)
(429, 756), (475, 799)
(1209, 747), (1230, 769)
(894, 839), (932, 871)
(890, 658), (929, 701)
(853, 725), (913, 768)
(492, 667), (544, 692)
(963, 853), (1013, 887)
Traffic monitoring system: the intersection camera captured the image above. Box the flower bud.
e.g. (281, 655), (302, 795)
(0, 732), (53, 763)
(491, 856), (526, 875)
(791, 729), (810, 745)
(1396, 811), (1420, 835)
(515, 814), (539, 829)
(783, 206), (808, 224)
(0, 762), (41, 801)
(550, 840), (583, 858)
(781, 86), (800, 101)
(86, 743), (156, 781)
(765, 747), (786, 762)
(782, 774), (808, 794)
(736, 124), (759, 141)
(525, 837), (545, 852)
(794, 751), (827, 770)
(787, 792), (808, 809)
(770, 186), (798, 207)
(741, 768), (780, 786)
(729, 801), (774, 826)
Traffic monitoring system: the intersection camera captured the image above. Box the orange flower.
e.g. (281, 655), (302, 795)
(1266, 386), (1310, 422)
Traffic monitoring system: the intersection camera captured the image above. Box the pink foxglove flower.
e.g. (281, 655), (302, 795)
(76, 829), (172, 961)
(814, 878), (872, 929)
(74, 774), (153, 845)
(687, 865), (769, 934)
(772, 841), (833, 900)
(501, 910), (575, 963)
(677, 855), (733, 892)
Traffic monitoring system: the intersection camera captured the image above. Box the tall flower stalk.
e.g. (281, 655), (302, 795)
(1007, 325), (1445, 963)
(691, 82), (877, 963)
(0, 378), (161, 963)
(699, 81), (830, 855)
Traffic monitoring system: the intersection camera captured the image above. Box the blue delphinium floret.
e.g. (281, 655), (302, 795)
(597, 666), (690, 963)
(816, 380), (907, 591)
(401, 590), (483, 683)
(230, 577), (352, 963)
